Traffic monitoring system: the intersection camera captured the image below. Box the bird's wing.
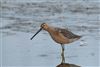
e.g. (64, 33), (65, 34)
(55, 28), (79, 39)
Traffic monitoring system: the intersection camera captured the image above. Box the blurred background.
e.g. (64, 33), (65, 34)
(0, 0), (100, 67)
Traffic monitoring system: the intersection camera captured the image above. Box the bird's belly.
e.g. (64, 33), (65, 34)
(50, 33), (70, 44)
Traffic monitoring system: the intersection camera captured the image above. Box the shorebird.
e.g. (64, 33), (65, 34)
(30, 23), (81, 63)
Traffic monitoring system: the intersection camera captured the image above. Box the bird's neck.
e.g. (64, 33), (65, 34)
(46, 26), (55, 33)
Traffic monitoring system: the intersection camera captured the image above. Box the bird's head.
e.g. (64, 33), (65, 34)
(30, 23), (49, 40)
(41, 23), (49, 30)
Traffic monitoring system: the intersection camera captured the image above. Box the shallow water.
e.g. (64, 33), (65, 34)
(0, 0), (100, 67)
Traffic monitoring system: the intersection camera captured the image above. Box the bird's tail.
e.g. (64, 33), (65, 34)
(78, 36), (82, 39)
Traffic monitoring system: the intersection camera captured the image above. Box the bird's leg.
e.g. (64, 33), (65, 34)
(61, 44), (65, 63)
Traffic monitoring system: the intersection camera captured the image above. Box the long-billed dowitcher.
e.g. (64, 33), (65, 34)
(30, 23), (81, 63)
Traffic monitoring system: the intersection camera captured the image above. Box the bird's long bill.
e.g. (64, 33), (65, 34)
(30, 28), (42, 40)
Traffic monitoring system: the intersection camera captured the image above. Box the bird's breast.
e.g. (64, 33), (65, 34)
(49, 31), (70, 44)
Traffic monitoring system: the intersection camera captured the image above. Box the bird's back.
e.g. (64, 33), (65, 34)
(55, 28), (81, 39)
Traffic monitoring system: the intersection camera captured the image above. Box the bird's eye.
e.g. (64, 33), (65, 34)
(41, 23), (46, 28)
(43, 24), (46, 26)
(42, 24), (46, 26)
